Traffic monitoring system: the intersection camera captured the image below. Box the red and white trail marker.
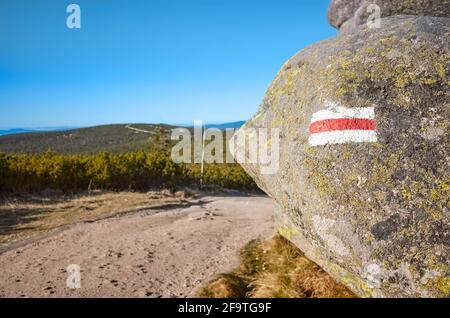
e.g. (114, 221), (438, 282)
(308, 103), (378, 147)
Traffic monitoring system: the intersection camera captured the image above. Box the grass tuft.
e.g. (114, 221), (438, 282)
(198, 235), (356, 298)
(197, 274), (249, 298)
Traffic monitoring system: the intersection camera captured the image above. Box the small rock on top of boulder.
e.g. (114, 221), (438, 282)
(328, 0), (450, 32)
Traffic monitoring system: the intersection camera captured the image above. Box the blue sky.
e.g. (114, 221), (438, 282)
(0, 0), (336, 129)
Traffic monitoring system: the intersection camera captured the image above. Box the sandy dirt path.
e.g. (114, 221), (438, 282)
(0, 195), (275, 298)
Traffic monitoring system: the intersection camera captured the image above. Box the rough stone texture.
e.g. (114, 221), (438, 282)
(328, 0), (364, 28)
(235, 16), (450, 297)
(328, 0), (450, 32)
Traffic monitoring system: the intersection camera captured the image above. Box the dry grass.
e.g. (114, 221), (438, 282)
(198, 235), (356, 298)
(0, 190), (185, 247)
(197, 274), (249, 298)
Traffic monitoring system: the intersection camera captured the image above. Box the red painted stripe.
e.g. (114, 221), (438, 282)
(309, 118), (376, 133)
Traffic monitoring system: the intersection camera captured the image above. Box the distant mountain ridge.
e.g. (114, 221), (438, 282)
(0, 128), (35, 136)
(0, 127), (78, 136)
(0, 122), (245, 137)
(0, 122), (246, 155)
(204, 121), (245, 129)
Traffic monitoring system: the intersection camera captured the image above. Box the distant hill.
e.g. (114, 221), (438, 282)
(0, 124), (176, 155)
(0, 122), (246, 155)
(204, 121), (245, 129)
(0, 128), (36, 136)
(0, 127), (78, 136)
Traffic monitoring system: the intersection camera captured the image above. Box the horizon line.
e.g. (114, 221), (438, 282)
(0, 120), (247, 131)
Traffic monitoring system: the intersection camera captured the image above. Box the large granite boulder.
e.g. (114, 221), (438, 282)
(328, 0), (450, 32)
(234, 16), (450, 297)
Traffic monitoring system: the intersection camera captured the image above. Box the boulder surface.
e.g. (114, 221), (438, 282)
(235, 16), (450, 297)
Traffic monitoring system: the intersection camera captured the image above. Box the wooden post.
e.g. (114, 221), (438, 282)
(200, 125), (206, 189)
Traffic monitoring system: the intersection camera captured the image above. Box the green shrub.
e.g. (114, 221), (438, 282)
(0, 151), (258, 194)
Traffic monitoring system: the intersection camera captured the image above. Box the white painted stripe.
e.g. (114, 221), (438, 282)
(311, 106), (375, 123)
(308, 130), (378, 146)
